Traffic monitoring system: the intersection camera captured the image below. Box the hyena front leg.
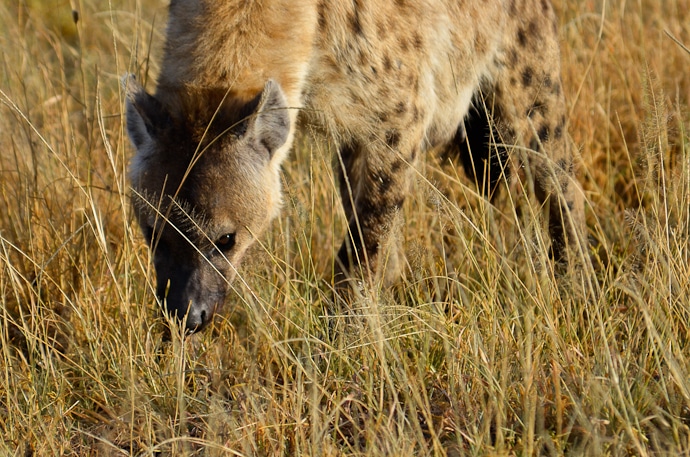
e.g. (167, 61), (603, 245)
(335, 137), (415, 286)
(493, 18), (586, 263)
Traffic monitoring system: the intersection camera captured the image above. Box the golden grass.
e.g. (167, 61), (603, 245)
(1, 0), (689, 455)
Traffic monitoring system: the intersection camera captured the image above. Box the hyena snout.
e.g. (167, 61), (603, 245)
(155, 263), (227, 333)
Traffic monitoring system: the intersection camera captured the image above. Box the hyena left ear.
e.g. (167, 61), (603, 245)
(122, 74), (169, 150)
(245, 79), (290, 156)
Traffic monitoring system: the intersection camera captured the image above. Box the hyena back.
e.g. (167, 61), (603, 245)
(125, 0), (585, 333)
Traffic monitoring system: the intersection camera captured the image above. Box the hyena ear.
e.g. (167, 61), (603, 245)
(122, 74), (168, 150)
(244, 79), (290, 156)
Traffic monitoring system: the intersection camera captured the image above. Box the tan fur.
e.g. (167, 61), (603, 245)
(124, 0), (586, 332)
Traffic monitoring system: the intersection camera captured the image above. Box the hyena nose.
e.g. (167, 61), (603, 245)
(197, 310), (207, 327)
(159, 295), (210, 334)
(182, 303), (210, 334)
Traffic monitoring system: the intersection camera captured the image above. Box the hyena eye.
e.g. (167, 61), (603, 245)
(214, 233), (236, 253)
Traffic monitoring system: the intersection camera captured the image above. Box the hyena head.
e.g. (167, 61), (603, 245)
(123, 76), (290, 333)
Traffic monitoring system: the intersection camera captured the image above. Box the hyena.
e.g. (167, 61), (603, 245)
(124, 0), (585, 333)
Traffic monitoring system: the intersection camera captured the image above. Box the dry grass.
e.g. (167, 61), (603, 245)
(1, 0), (689, 455)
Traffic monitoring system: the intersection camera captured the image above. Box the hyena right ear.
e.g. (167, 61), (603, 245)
(122, 74), (168, 149)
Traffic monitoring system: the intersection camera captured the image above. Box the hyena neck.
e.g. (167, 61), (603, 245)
(156, 0), (318, 109)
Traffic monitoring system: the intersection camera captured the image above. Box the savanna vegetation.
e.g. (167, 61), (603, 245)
(1, 0), (689, 454)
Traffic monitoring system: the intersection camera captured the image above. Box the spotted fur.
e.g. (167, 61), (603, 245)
(124, 0), (585, 333)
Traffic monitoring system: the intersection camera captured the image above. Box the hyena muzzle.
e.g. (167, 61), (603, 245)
(124, 0), (586, 333)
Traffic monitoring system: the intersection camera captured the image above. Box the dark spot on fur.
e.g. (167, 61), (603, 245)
(517, 28), (528, 47)
(383, 54), (392, 72)
(376, 21), (387, 39)
(348, 89), (363, 105)
(412, 32), (423, 50)
(544, 74), (553, 88)
(361, 194), (404, 216)
(538, 124), (550, 142)
(409, 147), (418, 161)
(528, 20), (540, 41)
(385, 129), (401, 148)
(392, 196), (405, 210)
(395, 101), (407, 115)
(552, 81), (561, 96)
(357, 197), (384, 224)
(391, 158), (404, 173)
(541, 0), (550, 12)
(527, 100), (548, 118)
(554, 123), (563, 139)
(517, 21), (541, 49)
(522, 67), (534, 86)
(529, 137), (539, 151)
(474, 32), (487, 53)
(350, 8), (364, 37)
(399, 37), (409, 52)
(510, 76), (517, 86)
(374, 170), (394, 194)
(378, 86), (390, 99)
(558, 158), (574, 174)
(317, 1), (326, 29)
